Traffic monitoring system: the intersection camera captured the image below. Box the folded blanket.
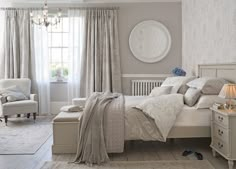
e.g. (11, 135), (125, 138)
(74, 92), (124, 165)
(60, 105), (83, 112)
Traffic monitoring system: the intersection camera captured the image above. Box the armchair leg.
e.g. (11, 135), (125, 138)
(33, 113), (36, 122)
(27, 113), (30, 118)
(4, 116), (8, 126)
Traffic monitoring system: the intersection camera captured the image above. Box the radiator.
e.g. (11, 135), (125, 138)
(131, 80), (164, 96)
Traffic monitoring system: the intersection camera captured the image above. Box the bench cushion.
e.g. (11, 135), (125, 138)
(53, 111), (82, 122)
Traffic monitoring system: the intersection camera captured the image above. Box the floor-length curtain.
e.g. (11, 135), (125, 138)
(68, 10), (86, 102)
(68, 8), (122, 99)
(31, 11), (50, 114)
(0, 10), (31, 79)
(80, 9), (122, 97)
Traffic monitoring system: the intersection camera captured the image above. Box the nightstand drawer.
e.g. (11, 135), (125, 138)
(213, 123), (229, 143)
(214, 112), (229, 127)
(212, 137), (229, 157)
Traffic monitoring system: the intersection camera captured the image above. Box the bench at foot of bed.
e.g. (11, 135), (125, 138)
(52, 111), (82, 154)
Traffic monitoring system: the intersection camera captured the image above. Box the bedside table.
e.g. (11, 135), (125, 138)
(210, 108), (236, 169)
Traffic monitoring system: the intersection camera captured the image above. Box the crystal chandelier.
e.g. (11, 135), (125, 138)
(30, 0), (62, 27)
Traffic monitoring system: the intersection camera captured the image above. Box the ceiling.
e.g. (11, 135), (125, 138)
(0, 0), (181, 7)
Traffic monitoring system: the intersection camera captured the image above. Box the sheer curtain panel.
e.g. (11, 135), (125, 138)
(68, 10), (86, 102)
(31, 11), (50, 115)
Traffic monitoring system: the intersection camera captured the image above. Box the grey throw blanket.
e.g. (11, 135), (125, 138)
(74, 92), (124, 164)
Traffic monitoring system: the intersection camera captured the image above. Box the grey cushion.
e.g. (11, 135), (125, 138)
(0, 85), (28, 102)
(184, 88), (201, 107)
(187, 77), (228, 94)
(149, 86), (172, 96)
(0, 78), (31, 97)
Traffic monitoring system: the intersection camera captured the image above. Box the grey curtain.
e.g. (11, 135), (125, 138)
(79, 9), (122, 97)
(0, 10), (32, 79)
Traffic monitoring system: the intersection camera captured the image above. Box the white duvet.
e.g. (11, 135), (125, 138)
(135, 94), (184, 141)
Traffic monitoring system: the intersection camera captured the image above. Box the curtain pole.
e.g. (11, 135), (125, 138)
(0, 7), (119, 10)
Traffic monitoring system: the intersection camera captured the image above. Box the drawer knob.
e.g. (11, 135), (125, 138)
(218, 129), (223, 136)
(218, 142), (223, 149)
(218, 116), (224, 122)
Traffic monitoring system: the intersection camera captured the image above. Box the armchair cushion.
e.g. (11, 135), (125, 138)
(0, 78), (31, 97)
(0, 85), (28, 102)
(2, 100), (38, 116)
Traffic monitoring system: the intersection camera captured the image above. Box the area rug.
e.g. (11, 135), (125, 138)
(40, 160), (215, 169)
(0, 116), (53, 155)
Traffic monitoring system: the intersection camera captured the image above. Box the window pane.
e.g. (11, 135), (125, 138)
(63, 17), (69, 32)
(51, 33), (62, 47)
(51, 63), (62, 78)
(62, 48), (69, 62)
(62, 63), (69, 78)
(51, 48), (62, 62)
(62, 33), (69, 47)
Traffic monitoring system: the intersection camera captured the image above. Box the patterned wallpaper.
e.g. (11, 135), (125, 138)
(182, 0), (236, 75)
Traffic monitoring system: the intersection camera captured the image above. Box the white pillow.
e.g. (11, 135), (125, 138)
(161, 76), (196, 94)
(184, 88), (201, 107)
(187, 77), (228, 94)
(149, 86), (172, 97)
(196, 95), (226, 109)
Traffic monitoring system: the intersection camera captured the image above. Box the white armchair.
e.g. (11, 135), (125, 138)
(0, 78), (38, 125)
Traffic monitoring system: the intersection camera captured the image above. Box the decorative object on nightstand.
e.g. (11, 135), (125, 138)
(218, 84), (236, 110)
(210, 107), (236, 169)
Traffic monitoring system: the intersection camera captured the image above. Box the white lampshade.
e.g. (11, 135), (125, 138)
(218, 84), (236, 99)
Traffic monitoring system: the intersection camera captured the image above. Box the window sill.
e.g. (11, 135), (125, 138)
(50, 80), (68, 84)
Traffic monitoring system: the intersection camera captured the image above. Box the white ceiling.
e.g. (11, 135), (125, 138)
(0, 0), (181, 7)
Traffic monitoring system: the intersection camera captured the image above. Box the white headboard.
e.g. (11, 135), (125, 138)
(198, 63), (236, 83)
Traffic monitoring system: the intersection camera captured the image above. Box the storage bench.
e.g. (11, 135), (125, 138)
(52, 111), (82, 154)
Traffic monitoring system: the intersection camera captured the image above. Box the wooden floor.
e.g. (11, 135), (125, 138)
(0, 118), (232, 169)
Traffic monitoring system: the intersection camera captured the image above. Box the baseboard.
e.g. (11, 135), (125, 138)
(52, 144), (77, 154)
(50, 102), (68, 114)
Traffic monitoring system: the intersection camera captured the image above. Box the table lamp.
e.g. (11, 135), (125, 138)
(218, 84), (236, 110)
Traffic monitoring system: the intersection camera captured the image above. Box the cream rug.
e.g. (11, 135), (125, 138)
(40, 160), (215, 169)
(0, 116), (53, 155)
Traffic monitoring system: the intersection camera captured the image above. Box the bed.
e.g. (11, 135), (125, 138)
(52, 63), (236, 155)
(124, 63), (236, 140)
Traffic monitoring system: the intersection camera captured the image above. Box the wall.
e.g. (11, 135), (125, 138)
(51, 2), (182, 104)
(182, 0), (236, 76)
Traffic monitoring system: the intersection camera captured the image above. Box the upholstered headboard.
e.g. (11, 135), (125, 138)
(198, 63), (236, 83)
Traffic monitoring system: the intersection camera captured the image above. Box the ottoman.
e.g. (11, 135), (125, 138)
(52, 111), (82, 154)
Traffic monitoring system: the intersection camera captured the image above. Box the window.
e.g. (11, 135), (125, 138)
(48, 17), (69, 82)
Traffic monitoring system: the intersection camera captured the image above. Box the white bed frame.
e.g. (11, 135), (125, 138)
(167, 63), (236, 138)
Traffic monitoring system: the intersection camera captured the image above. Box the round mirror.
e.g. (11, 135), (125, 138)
(129, 20), (171, 63)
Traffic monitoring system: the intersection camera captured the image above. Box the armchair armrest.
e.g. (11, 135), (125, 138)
(30, 94), (38, 101)
(0, 95), (7, 104)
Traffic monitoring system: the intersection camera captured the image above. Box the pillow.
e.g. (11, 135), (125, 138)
(187, 77), (228, 95)
(60, 105), (83, 112)
(196, 95), (226, 109)
(5, 92), (28, 102)
(0, 85), (28, 102)
(161, 76), (196, 94)
(184, 88), (201, 107)
(149, 86), (172, 97)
